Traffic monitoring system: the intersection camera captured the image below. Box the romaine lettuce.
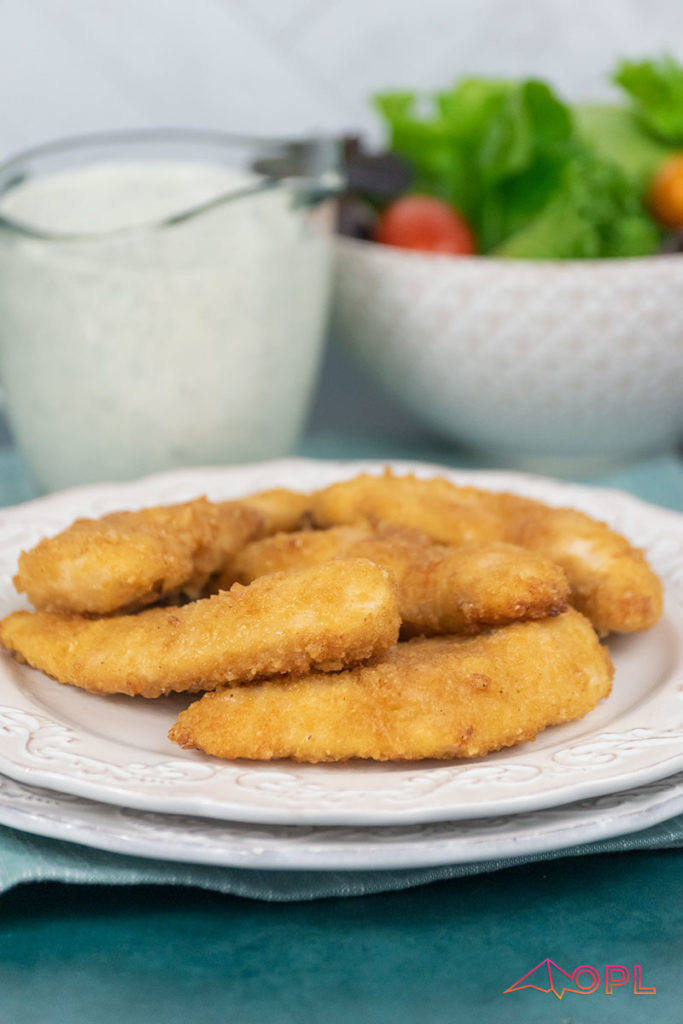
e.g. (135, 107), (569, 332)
(374, 76), (660, 258)
(614, 56), (683, 143)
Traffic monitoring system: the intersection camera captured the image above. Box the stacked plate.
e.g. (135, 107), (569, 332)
(0, 459), (682, 872)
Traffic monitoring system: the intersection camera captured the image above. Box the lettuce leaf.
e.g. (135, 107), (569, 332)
(575, 104), (674, 191)
(374, 76), (659, 258)
(494, 152), (660, 259)
(614, 56), (683, 142)
(374, 79), (574, 252)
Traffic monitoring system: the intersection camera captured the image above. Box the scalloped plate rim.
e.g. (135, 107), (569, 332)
(0, 769), (681, 872)
(0, 457), (681, 827)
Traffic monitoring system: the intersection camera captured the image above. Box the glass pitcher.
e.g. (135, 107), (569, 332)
(0, 130), (341, 491)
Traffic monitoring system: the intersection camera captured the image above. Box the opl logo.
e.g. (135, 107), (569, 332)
(504, 959), (656, 999)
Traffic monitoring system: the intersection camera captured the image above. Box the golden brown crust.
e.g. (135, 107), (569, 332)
(310, 471), (502, 545)
(220, 524), (372, 589)
(169, 608), (614, 762)
(1, 559), (400, 698)
(228, 523), (569, 636)
(235, 489), (311, 537)
(308, 471), (662, 635)
(497, 495), (663, 635)
(13, 498), (262, 615)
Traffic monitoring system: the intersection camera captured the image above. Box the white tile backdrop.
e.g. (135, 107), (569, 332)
(1, 0), (682, 159)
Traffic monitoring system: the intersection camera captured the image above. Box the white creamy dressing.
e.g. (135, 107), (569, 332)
(0, 161), (253, 234)
(0, 161), (332, 490)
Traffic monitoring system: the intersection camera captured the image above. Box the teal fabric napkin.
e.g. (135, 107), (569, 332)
(1, 817), (682, 901)
(0, 436), (682, 900)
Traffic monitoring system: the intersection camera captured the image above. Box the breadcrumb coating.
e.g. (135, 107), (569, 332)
(1, 559), (400, 698)
(227, 523), (569, 636)
(13, 497), (262, 615)
(169, 608), (613, 762)
(308, 472), (662, 634)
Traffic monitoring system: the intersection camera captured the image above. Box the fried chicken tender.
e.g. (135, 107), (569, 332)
(226, 524), (569, 636)
(13, 497), (262, 615)
(309, 472), (662, 634)
(0, 559), (400, 698)
(311, 472), (502, 545)
(236, 488), (310, 536)
(497, 495), (663, 636)
(169, 608), (613, 762)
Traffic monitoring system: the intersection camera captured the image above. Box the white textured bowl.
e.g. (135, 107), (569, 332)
(333, 237), (683, 470)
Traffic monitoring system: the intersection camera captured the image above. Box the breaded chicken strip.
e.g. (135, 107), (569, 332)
(310, 472), (502, 546)
(169, 608), (613, 762)
(497, 495), (663, 636)
(13, 498), (262, 615)
(0, 560), (400, 698)
(226, 524), (569, 636)
(236, 488), (310, 536)
(309, 472), (662, 634)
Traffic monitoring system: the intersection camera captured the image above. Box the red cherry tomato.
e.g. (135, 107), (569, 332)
(374, 196), (476, 255)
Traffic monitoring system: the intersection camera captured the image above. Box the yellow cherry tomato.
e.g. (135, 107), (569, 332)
(649, 154), (683, 227)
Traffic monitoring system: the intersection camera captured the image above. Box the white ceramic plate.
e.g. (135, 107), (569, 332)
(0, 458), (681, 827)
(1, 768), (681, 872)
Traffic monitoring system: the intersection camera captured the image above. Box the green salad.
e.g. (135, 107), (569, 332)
(344, 56), (683, 259)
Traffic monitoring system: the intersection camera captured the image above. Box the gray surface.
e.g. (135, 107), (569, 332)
(307, 335), (437, 442)
(0, 413), (12, 449)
